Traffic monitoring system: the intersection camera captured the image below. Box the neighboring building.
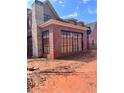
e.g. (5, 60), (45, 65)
(87, 22), (97, 49)
(27, 0), (89, 59)
(27, 8), (32, 57)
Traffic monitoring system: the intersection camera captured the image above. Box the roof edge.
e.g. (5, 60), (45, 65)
(39, 19), (88, 31)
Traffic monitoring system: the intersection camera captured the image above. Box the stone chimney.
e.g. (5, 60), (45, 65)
(32, 0), (44, 57)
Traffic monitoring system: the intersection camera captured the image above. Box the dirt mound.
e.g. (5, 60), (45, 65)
(27, 70), (48, 93)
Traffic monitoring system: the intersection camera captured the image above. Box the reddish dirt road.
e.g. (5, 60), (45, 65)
(27, 50), (96, 93)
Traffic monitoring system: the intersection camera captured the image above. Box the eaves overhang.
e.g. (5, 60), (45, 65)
(39, 19), (88, 31)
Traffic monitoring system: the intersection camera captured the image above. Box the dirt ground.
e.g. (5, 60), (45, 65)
(27, 49), (97, 93)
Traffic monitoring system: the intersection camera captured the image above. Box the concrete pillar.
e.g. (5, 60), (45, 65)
(47, 25), (61, 59)
(48, 25), (54, 59)
(52, 25), (61, 58)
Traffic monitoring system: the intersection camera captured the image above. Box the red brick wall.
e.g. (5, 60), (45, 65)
(39, 24), (88, 59)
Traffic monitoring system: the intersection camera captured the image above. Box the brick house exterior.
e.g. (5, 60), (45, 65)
(27, 0), (89, 59)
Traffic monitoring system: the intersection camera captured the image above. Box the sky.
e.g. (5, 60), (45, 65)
(27, 0), (97, 24)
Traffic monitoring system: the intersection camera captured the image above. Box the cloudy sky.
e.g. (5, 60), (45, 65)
(27, 0), (97, 23)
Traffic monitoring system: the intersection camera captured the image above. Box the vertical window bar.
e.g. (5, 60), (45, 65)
(61, 30), (83, 54)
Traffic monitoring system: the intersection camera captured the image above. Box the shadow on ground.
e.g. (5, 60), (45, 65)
(57, 49), (97, 63)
